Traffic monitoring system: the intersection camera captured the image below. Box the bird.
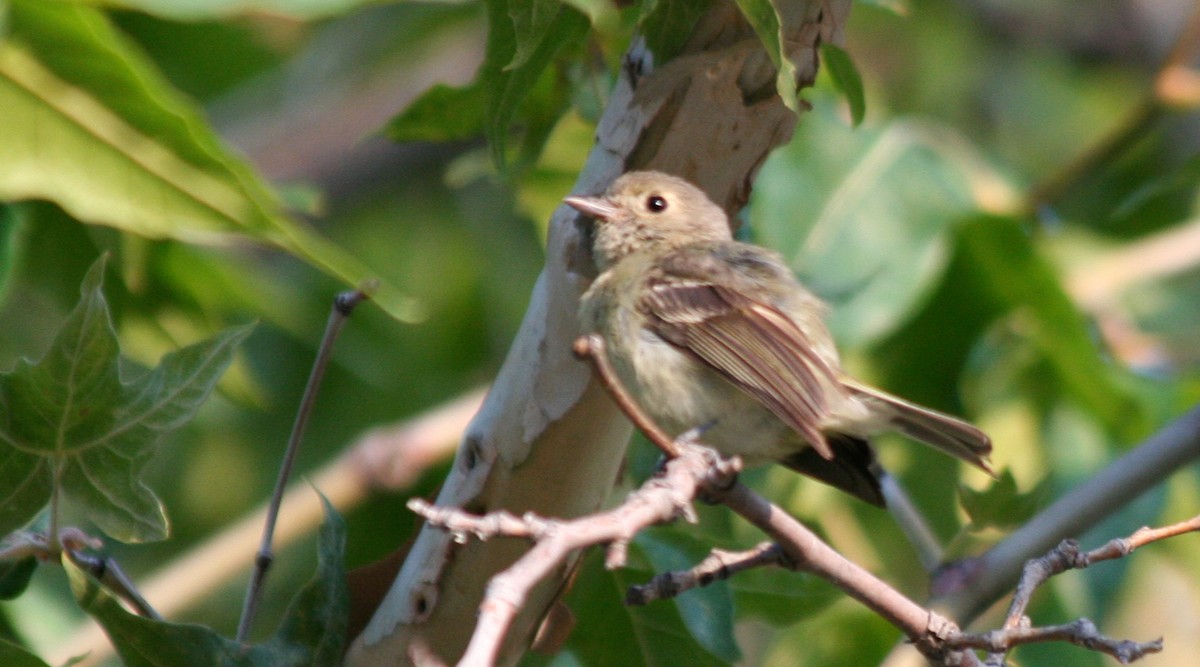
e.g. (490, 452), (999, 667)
(564, 170), (992, 506)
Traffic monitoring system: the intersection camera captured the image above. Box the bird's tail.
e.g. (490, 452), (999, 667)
(842, 379), (994, 475)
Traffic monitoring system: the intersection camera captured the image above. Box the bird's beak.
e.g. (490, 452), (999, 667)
(563, 195), (620, 221)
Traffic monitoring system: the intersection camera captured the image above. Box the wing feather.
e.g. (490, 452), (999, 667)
(641, 272), (841, 459)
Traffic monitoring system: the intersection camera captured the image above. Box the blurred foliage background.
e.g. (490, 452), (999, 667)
(2, 0), (1200, 665)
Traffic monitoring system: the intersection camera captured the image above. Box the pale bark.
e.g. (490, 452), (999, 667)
(345, 2), (853, 664)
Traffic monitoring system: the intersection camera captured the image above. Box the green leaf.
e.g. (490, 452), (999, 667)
(508, 0), (562, 71)
(0, 257), (252, 542)
(67, 0), (389, 21)
(734, 0), (799, 112)
(0, 204), (28, 303)
(752, 96), (985, 347)
(638, 0), (711, 61)
(959, 468), (1047, 530)
(0, 638), (51, 667)
(955, 216), (1146, 437)
(482, 0), (589, 169)
(70, 559), (246, 667)
(636, 531), (740, 662)
(820, 43), (865, 126)
(853, 0), (909, 14)
(69, 496), (347, 666)
(1108, 153), (1200, 228)
(0, 554), (36, 600)
(561, 0), (619, 33)
(259, 494), (348, 663)
(387, 83), (488, 143)
(0, 0), (419, 321)
(567, 548), (731, 667)
(731, 562), (841, 626)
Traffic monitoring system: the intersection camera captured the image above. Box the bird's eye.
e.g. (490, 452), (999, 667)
(646, 194), (667, 213)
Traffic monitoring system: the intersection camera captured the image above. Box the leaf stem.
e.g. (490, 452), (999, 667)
(48, 459), (64, 556)
(235, 287), (371, 643)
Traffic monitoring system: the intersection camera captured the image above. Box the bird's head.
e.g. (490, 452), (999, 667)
(564, 171), (732, 270)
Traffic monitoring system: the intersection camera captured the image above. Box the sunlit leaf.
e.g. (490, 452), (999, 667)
(69, 0), (393, 21)
(956, 216), (1146, 438)
(0, 0), (419, 321)
(560, 0), (618, 33)
(482, 0), (589, 169)
(0, 257), (251, 542)
(753, 97), (988, 347)
(853, 0), (909, 15)
(959, 468), (1047, 530)
(733, 0), (800, 111)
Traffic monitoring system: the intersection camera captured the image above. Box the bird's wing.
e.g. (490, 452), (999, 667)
(640, 253), (841, 459)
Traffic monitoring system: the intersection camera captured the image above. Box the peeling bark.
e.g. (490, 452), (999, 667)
(345, 2), (852, 664)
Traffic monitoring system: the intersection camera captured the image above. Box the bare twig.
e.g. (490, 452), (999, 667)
(953, 618), (1161, 665)
(625, 541), (784, 605)
(237, 287), (371, 642)
(413, 439), (740, 667)
(969, 514), (1200, 664)
(416, 443), (986, 665)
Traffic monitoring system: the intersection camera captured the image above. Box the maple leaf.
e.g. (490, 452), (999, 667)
(0, 257), (251, 543)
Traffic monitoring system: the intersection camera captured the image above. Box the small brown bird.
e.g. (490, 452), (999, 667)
(565, 171), (992, 506)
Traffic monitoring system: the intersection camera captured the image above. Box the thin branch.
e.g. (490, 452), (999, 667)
(236, 287), (371, 642)
(879, 470), (945, 572)
(625, 541), (784, 605)
(575, 319), (1179, 665)
(953, 618), (1161, 665)
(1067, 217), (1200, 311)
